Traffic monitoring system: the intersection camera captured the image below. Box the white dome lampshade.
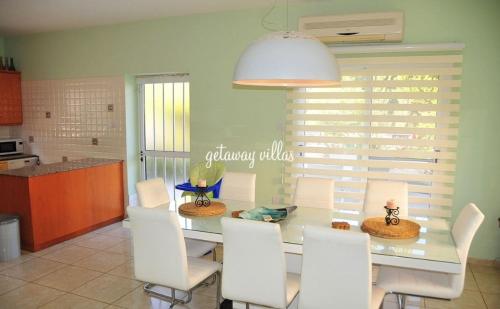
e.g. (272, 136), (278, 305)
(233, 31), (341, 87)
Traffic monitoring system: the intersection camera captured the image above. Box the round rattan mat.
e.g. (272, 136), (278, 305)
(361, 217), (420, 239)
(179, 201), (226, 217)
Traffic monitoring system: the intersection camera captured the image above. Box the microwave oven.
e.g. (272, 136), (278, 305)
(0, 138), (24, 156)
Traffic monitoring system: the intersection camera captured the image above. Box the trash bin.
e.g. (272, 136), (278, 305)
(0, 214), (21, 262)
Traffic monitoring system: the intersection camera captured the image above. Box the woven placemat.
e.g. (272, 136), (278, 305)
(179, 201), (226, 217)
(361, 217), (421, 239)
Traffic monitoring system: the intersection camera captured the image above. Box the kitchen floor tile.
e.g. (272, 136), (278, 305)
(0, 257), (65, 281)
(0, 274), (26, 295)
(0, 283), (65, 309)
(105, 240), (133, 256)
(94, 222), (123, 234)
(425, 290), (487, 309)
(74, 235), (126, 251)
(108, 259), (136, 280)
(483, 292), (500, 309)
(31, 242), (69, 257)
(64, 232), (100, 244)
(0, 252), (36, 272)
(101, 227), (131, 239)
(464, 268), (480, 291)
(39, 293), (109, 309)
(74, 251), (130, 272)
(35, 265), (103, 292)
(43, 245), (97, 264)
(470, 263), (500, 276)
(73, 274), (141, 303)
(474, 272), (500, 294)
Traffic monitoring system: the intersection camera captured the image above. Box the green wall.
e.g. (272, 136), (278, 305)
(4, 0), (500, 260)
(0, 37), (4, 55)
(124, 74), (139, 196)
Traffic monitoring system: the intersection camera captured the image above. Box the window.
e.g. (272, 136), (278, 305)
(284, 52), (463, 218)
(137, 74), (190, 200)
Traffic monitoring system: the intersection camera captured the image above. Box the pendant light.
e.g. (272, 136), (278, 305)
(232, 1), (340, 87)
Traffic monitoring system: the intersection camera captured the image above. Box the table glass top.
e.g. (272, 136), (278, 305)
(169, 198), (460, 265)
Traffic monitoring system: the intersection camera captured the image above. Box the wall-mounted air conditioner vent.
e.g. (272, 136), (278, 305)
(299, 12), (404, 43)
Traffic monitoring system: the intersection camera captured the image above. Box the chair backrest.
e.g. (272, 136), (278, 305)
(450, 203), (484, 296)
(221, 217), (287, 308)
(127, 206), (190, 291)
(136, 178), (170, 208)
(293, 177), (335, 209)
(219, 172), (256, 202)
(299, 226), (372, 309)
(363, 180), (408, 218)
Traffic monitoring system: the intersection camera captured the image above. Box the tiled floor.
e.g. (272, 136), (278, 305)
(0, 222), (498, 308)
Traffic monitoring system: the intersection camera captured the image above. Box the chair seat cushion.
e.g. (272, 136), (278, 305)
(286, 273), (301, 305)
(185, 238), (217, 258)
(377, 266), (455, 299)
(187, 257), (221, 289)
(371, 286), (386, 309)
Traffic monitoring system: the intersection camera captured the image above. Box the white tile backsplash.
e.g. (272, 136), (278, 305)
(17, 76), (126, 163)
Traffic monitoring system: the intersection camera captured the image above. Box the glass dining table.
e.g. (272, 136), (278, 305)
(124, 198), (462, 274)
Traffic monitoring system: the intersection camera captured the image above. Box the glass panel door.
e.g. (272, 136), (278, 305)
(138, 74), (190, 201)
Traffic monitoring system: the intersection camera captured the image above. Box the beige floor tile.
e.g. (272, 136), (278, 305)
(94, 222), (123, 234)
(470, 263), (500, 276)
(0, 274), (26, 295)
(73, 274), (141, 303)
(483, 292), (500, 309)
(75, 235), (126, 251)
(74, 252), (130, 272)
(35, 265), (103, 292)
(0, 283), (65, 309)
(425, 290), (487, 309)
(43, 245), (97, 264)
(0, 252), (35, 271)
(31, 242), (69, 257)
(382, 294), (424, 307)
(101, 227), (131, 239)
(39, 293), (109, 309)
(0, 257), (65, 281)
(106, 240), (133, 256)
(464, 268), (480, 291)
(113, 286), (173, 309)
(108, 259), (136, 280)
(193, 281), (218, 298)
(382, 300), (424, 309)
(64, 232), (100, 244)
(474, 272), (500, 294)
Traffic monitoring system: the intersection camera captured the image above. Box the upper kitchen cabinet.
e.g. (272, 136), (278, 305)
(0, 71), (22, 125)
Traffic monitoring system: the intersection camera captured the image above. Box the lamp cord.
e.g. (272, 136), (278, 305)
(261, 0), (279, 31)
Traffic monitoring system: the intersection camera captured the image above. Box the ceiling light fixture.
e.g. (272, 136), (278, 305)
(232, 1), (340, 87)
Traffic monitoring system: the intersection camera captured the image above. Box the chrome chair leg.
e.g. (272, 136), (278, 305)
(215, 271), (222, 309)
(143, 283), (192, 308)
(397, 294), (406, 309)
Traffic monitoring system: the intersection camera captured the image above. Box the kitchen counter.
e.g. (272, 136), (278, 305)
(0, 158), (124, 251)
(0, 158), (122, 177)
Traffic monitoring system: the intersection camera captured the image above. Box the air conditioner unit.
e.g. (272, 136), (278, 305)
(299, 12), (404, 43)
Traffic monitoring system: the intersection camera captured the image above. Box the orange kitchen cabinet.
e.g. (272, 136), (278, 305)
(0, 71), (22, 125)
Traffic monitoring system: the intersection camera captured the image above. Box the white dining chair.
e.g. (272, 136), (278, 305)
(219, 172), (256, 202)
(376, 203), (484, 308)
(127, 206), (221, 308)
(135, 178), (217, 260)
(221, 217), (300, 309)
(299, 226), (385, 309)
(293, 177), (335, 209)
(363, 180), (408, 218)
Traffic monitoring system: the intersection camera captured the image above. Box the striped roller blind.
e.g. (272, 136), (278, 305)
(284, 52), (463, 218)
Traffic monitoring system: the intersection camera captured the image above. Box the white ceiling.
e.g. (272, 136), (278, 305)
(0, 0), (311, 36)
